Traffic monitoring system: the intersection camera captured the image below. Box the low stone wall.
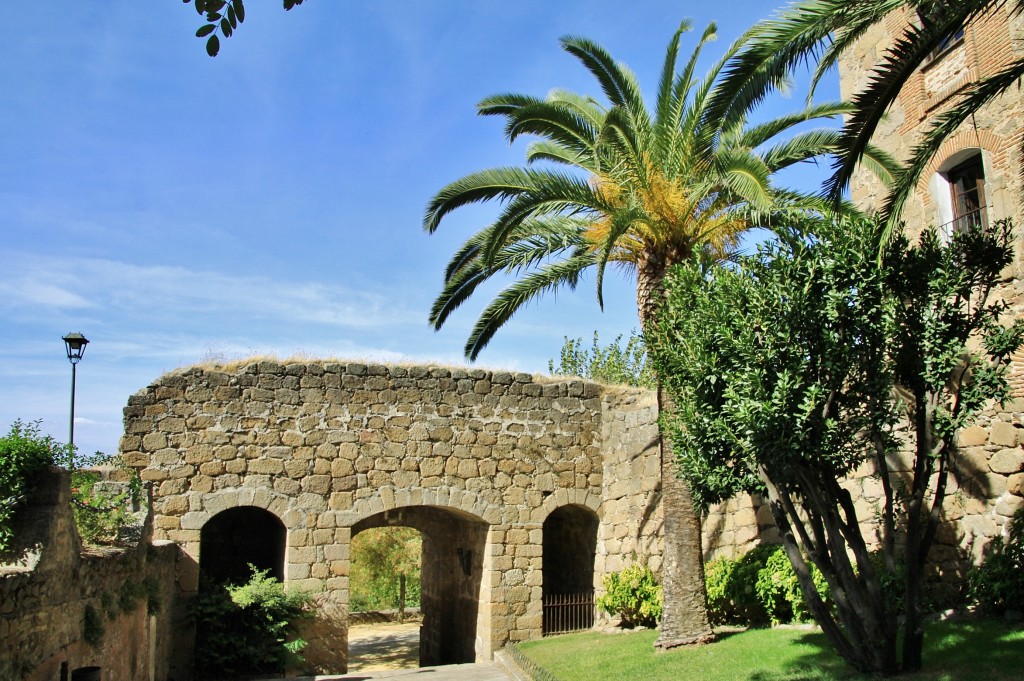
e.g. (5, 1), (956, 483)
(599, 387), (1022, 601)
(0, 469), (180, 681)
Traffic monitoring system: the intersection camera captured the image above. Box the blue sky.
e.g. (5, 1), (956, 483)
(0, 1), (839, 458)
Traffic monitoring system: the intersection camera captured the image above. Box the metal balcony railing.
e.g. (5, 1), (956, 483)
(938, 205), (988, 242)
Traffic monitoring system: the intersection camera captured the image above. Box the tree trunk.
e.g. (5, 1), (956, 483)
(654, 386), (715, 648)
(636, 254), (714, 649)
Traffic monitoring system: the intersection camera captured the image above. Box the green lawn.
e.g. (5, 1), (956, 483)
(514, 620), (1024, 681)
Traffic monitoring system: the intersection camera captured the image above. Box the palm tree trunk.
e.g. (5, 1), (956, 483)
(637, 257), (714, 649)
(655, 384), (715, 648)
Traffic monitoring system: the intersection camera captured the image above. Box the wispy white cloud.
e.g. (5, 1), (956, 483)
(1, 253), (416, 330)
(0, 279), (95, 310)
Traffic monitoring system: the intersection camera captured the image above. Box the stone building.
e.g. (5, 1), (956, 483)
(837, 5), (1024, 564)
(840, 4), (1024, 247)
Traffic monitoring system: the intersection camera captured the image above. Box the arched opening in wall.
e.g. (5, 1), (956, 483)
(194, 507), (290, 680)
(542, 504), (598, 635)
(929, 149), (989, 241)
(349, 506), (487, 671)
(70, 667), (102, 681)
(347, 526), (423, 672)
(198, 506), (286, 588)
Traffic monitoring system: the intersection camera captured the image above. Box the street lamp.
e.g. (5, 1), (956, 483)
(62, 332), (89, 467)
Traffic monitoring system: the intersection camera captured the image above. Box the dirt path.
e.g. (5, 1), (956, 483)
(347, 620), (420, 672)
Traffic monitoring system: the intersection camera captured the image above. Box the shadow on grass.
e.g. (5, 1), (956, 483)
(747, 620), (1024, 681)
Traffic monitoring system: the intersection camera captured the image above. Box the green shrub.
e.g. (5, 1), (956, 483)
(968, 508), (1024, 615)
(596, 563), (663, 628)
(705, 550), (769, 626)
(68, 454), (143, 546)
(705, 544), (830, 627)
(0, 420), (65, 553)
(731, 544), (778, 625)
(548, 330), (655, 388)
(193, 566), (313, 679)
(754, 545), (828, 624)
(704, 556), (740, 625)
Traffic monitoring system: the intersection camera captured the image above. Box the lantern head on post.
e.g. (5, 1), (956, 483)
(63, 333), (89, 365)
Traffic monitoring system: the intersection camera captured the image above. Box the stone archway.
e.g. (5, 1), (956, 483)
(351, 506), (488, 667)
(199, 506), (286, 588)
(542, 504), (598, 634)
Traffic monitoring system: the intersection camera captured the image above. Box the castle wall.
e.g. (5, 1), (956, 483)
(119, 360), (618, 672)
(6, 352), (1021, 679)
(0, 469), (180, 681)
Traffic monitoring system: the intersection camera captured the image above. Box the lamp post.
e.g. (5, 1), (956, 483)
(62, 332), (89, 468)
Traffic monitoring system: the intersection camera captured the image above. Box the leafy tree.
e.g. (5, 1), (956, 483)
(68, 451), (145, 546)
(424, 20), (876, 648)
(548, 331), (654, 389)
(717, 0), (1024, 244)
(350, 527), (422, 612)
(650, 215), (1023, 673)
(184, 0), (306, 56)
(0, 420), (66, 553)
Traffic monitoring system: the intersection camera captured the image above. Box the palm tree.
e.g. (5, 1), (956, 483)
(424, 20), (868, 648)
(715, 0), (1024, 245)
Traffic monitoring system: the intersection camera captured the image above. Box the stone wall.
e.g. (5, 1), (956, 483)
(114, 358), (1023, 676)
(120, 361), (619, 673)
(596, 387), (663, 574)
(0, 469), (180, 681)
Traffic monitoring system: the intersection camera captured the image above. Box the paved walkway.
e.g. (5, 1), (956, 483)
(259, 621), (522, 681)
(347, 621), (420, 672)
(292, 661), (519, 680)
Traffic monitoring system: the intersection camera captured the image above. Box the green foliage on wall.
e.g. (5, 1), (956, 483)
(82, 603), (104, 647)
(68, 452), (144, 546)
(0, 420), (65, 553)
(549, 331), (654, 389)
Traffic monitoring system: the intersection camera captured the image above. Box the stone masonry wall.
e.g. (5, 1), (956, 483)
(597, 385), (774, 566)
(120, 361), (616, 673)
(597, 387), (663, 575)
(118, 358), (1022, 675)
(0, 469), (179, 681)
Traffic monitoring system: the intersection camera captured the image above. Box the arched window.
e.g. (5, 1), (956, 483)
(929, 150), (988, 240)
(947, 156), (986, 231)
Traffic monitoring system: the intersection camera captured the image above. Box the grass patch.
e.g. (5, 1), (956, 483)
(514, 620), (1024, 681)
